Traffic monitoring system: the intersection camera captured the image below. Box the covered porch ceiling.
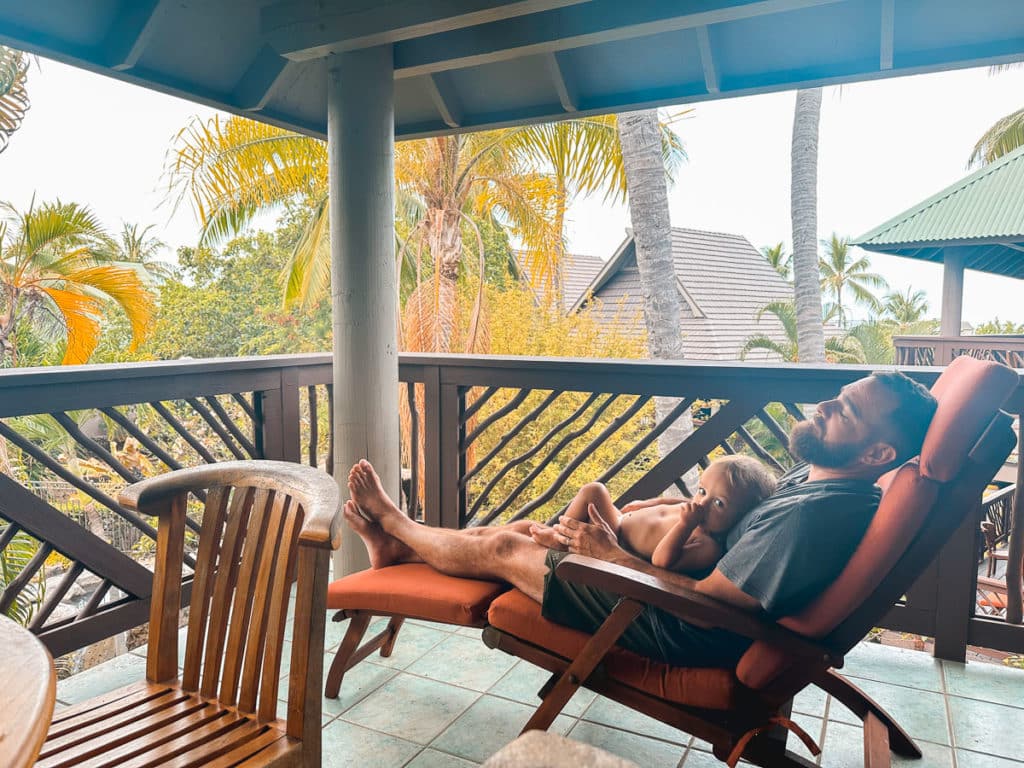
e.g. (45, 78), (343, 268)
(1, 0), (1023, 141)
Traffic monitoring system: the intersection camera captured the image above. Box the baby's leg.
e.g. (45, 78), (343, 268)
(531, 482), (620, 549)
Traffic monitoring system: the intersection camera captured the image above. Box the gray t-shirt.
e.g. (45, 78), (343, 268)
(716, 464), (881, 617)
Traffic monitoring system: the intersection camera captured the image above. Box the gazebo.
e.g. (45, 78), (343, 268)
(3, 0), (1024, 580)
(852, 143), (1024, 359)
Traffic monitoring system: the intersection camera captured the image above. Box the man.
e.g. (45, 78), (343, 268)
(345, 371), (937, 668)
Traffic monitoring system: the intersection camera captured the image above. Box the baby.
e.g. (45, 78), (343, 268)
(530, 455), (776, 574)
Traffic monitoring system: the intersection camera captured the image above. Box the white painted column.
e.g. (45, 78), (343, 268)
(940, 248), (965, 338)
(327, 46), (399, 576)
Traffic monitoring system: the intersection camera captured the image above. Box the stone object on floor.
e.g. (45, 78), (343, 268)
(481, 730), (640, 768)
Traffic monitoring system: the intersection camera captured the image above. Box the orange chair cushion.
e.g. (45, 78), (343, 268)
(327, 564), (508, 626)
(920, 356), (1017, 483)
(487, 589), (739, 710)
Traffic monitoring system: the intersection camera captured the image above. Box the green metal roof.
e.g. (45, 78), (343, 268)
(852, 144), (1024, 279)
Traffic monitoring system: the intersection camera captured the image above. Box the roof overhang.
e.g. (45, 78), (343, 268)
(2, 0), (1023, 141)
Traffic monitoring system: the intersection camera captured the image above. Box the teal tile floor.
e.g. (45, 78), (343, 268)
(57, 618), (1024, 767)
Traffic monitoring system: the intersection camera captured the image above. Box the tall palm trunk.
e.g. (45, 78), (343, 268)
(617, 109), (695, 488)
(790, 88), (826, 363)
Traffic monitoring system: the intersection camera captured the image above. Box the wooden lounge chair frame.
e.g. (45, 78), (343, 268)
(36, 460), (341, 768)
(325, 358), (1018, 767)
(481, 363), (1017, 767)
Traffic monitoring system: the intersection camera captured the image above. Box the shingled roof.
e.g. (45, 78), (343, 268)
(571, 228), (799, 361)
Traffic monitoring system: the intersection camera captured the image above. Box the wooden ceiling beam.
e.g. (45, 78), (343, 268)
(392, 0), (843, 79)
(104, 0), (168, 71)
(263, 0), (591, 61)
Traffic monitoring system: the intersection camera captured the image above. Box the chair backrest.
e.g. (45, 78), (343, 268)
(119, 461), (340, 739)
(735, 357), (1018, 691)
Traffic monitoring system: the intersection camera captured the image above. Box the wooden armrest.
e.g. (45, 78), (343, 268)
(556, 555), (838, 665)
(119, 460), (341, 549)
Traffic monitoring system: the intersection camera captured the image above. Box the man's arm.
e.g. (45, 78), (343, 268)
(554, 511), (761, 612)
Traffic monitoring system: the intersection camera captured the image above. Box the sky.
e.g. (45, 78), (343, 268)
(1, 57), (1023, 326)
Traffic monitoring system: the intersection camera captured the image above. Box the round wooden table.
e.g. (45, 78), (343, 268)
(0, 616), (55, 768)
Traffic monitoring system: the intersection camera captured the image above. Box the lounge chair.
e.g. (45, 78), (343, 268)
(325, 356), (1018, 767)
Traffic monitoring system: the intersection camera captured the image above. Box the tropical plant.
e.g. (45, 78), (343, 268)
(791, 88), (826, 362)
(969, 64), (1024, 167)
(741, 300), (866, 363)
(761, 242), (791, 281)
(0, 45), (30, 154)
(167, 114), (683, 355)
(0, 526), (45, 625)
(883, 286), (929, 324)
(0, 200), (154, 366)
(818, 233), (888, 327)
(975, 317), (1024, 334)
(99, 222), (172, 282)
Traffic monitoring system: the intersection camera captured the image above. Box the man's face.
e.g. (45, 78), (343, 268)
(789, 377), (897, 469)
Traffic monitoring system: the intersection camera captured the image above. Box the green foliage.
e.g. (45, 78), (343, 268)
(975, 317), (1024, 335)
(0, 526), (45, 625)
(741, 300), (866, 363)
(760, 242), (791, 281)
(462, 285), (655, 523)
(883, 287), (929, 324)
(97, 224), (332, 363)
(818, 234), (887, 327)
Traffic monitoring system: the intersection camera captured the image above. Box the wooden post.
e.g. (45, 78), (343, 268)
(1006, 415), (1024, 624)
(932, 510), (977, 662)
(940, 248), (965, 339)
(327, 46), (399, 576)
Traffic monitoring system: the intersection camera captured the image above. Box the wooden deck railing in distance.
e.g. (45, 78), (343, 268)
(894, 335), (1024, 368)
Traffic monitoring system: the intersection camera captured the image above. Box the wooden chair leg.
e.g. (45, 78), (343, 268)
(521, 599), (644, 733)
(815, 671), (920, 758)
(864, 712), (891, 768)
(325, 612), (371, 698)
(380, 617), (405, 657)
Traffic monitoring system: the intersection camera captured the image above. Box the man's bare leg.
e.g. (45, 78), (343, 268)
(348, 461), (549, 601)
(530, 481), (620, 550)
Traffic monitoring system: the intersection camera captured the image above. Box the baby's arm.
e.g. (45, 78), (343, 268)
(650, 504), (724, 573)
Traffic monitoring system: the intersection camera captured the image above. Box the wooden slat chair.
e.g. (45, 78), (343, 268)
(35, 461), (341, 768)
(481, 356), (1018, 767)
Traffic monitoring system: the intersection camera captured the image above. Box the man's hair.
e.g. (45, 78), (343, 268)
(871, 371), (938, 464)
(714, 454), (777, 507)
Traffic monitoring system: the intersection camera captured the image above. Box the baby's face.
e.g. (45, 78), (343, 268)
(694, 462), (745, 534)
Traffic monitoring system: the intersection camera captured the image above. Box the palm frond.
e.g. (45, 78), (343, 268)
(0, 45), (30, 154)
(38, 286), (104, 364)
(740, 335), (794, 362)
(282, 195), (331, 308)
(167, 115), (326, 244)
(969, 107), (1024, 167)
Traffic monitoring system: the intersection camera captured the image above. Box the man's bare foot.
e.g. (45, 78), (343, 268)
(347, 460), (403, 530)
(528, 522), (568, 551)
(342, 501), (413, 569)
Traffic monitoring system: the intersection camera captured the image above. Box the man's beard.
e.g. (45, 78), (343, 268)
(789, 420), (868, 469)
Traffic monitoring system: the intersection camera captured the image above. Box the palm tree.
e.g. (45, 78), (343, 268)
(969, 64), (1024, 167)
(790, 88), (826, 362)
(0, 200), (154, 365)
(761, 242), (791, 281)
(0, 45), (30, 154)
(169, 115), (681, 353)
(100, 222), (172, 282)
(741, 300), (865, 363)
(818, 233), (888, 327)
(883, 286), (928, 324)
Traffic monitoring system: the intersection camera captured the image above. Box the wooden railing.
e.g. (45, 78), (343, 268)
(894, 335), (1024, 368)
(0, 354), (1022, 664)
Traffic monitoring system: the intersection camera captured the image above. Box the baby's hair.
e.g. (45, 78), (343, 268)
(710, 455), (776, 508)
